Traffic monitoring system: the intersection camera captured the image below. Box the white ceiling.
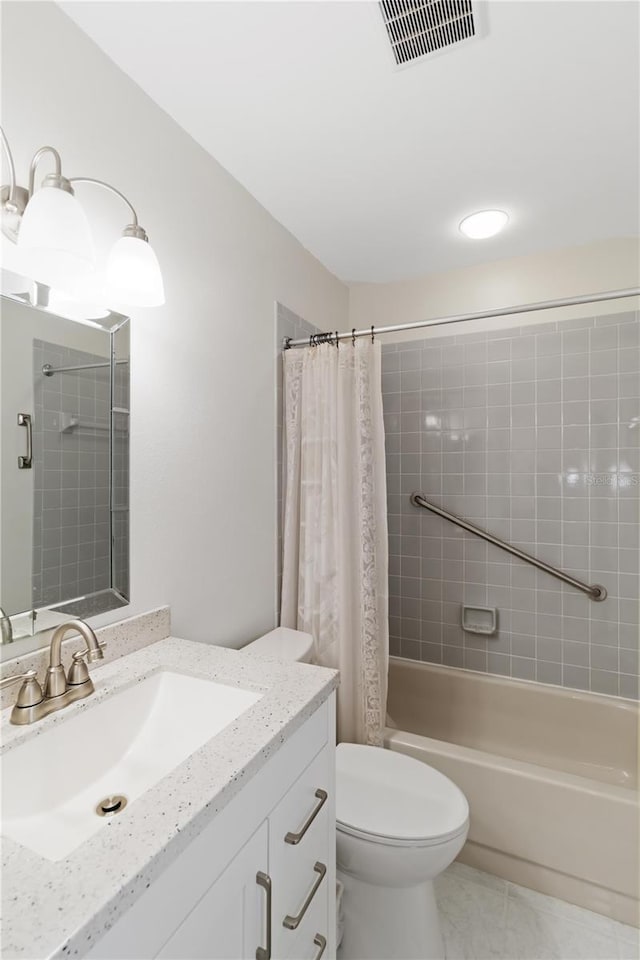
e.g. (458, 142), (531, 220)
(60, 1), (639, 284)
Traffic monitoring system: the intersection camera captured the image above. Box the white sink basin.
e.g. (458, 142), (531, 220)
(1, 670), (262, 861)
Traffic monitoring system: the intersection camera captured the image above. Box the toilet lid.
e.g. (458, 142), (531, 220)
(336, 744), (469, 846)
(243, 628), (313, 661)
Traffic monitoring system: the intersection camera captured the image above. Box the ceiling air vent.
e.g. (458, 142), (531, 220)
(379, 0), (476, 66)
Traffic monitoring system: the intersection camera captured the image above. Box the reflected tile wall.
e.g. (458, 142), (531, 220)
(32, 340), (112, 608)
(383, 311), (639, 699)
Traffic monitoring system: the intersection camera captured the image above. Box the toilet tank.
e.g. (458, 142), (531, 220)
(242, 627), (313, 663)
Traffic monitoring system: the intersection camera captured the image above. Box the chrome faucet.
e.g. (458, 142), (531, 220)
(0, 619), (105, 725)
(0, 605), (13, 645)
(44, 619), (105, 697)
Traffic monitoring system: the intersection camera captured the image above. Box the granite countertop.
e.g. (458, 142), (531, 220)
(1, 636), (338, 960)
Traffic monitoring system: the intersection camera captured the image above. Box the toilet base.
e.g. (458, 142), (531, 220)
(337, 868), (445, 960)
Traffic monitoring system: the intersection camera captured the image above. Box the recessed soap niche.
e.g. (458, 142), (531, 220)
(461, 606), (498, 636)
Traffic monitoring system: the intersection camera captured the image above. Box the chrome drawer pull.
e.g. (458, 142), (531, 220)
(283, 862), (326, 930)
(313, 934), (327, 959)
(284, 789), (328, 845)
(256, 871), (272, 960)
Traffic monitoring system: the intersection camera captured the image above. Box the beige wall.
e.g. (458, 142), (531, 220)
(348, 239), (640, 341)
(1, 2), (348, 650)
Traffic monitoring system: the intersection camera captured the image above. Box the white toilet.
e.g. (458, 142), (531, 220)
(335, 743), (469, 959)
(243, 627), (470, 960)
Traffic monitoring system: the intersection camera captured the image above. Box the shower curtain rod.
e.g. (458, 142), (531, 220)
(282, 287), (640, 349)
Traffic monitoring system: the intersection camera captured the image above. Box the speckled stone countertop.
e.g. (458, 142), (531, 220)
(1, 636), (338, 960)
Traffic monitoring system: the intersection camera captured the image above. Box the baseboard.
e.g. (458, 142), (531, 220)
(458, 840), (639, 928)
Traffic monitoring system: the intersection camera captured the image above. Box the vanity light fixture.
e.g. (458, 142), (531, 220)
(459, 209), (509, 240)
(0, 126), (164, 307)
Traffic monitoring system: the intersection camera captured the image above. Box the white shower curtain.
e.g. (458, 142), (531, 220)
(280, 339), (389, 745)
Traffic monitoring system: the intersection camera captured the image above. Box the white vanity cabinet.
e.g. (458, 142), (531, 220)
(86, 693), (336, 960)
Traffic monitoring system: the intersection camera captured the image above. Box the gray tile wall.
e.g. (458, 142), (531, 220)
(32, 340), (112, 607)
(275, 303), (319, 618)
(383, 312), (639, 700)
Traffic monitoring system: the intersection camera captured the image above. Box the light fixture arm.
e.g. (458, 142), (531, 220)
(28, 146), (63, 197)
(68, 177), (141, 231)
(0, 126), (17, 205)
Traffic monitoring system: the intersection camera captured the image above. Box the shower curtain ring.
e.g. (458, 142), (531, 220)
(335, 331), (339, 348)
(352, 328), (356, 346)
(371, 326), (375, 342)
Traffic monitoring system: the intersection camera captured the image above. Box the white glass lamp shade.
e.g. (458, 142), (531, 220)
(17, 186), (95, 285)
(106, 235), (165, 307)
(47, 289), (110, 324)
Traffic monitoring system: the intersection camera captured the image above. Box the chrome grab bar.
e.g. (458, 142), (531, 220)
(410, 492), (607, 602)
(17, 413), (32, 469)
(284, 789), (328, 845)
(256, 871), (272, 960)
(283, 862), (327, 930)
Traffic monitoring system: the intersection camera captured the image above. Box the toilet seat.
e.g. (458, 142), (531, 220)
(336, 819), (469, 848)
(336, 743), (469, 848)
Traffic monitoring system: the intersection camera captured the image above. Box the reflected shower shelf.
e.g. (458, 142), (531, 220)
(58, 413), (129, 434)
(59, 413), (108, 433)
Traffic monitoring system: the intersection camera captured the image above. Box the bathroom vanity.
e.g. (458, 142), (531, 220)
(0, 633), (338, 960)
(0, 274), (338, 960)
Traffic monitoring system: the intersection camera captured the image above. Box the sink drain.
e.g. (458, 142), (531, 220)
(96, 794), (128, 818)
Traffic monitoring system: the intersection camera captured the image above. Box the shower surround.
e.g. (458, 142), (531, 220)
(382, 311), (639, 699)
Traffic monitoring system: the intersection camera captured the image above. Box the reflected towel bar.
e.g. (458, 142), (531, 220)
(42, 360), (129, 377)
(410, 492), (607, 601)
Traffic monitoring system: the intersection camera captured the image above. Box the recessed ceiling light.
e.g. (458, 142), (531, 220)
(459, 210), (509, 240)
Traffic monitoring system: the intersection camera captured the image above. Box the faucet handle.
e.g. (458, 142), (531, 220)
(0, 670), (32, 689)
(0, 670), (44, 707)
(68, 642), (107, 685)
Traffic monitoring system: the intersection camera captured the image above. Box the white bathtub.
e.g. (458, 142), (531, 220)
(385, 657), (639, 926)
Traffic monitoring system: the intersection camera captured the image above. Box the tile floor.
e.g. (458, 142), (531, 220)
(435, 862), (639, 960)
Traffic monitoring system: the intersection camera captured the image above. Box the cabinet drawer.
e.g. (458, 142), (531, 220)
(270, 746), (332, 958)
(280, 881), (328, 960)
(270, 747), (331, 908)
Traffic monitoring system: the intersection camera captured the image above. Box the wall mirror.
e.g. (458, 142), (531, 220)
(0, 269), (129, 657)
